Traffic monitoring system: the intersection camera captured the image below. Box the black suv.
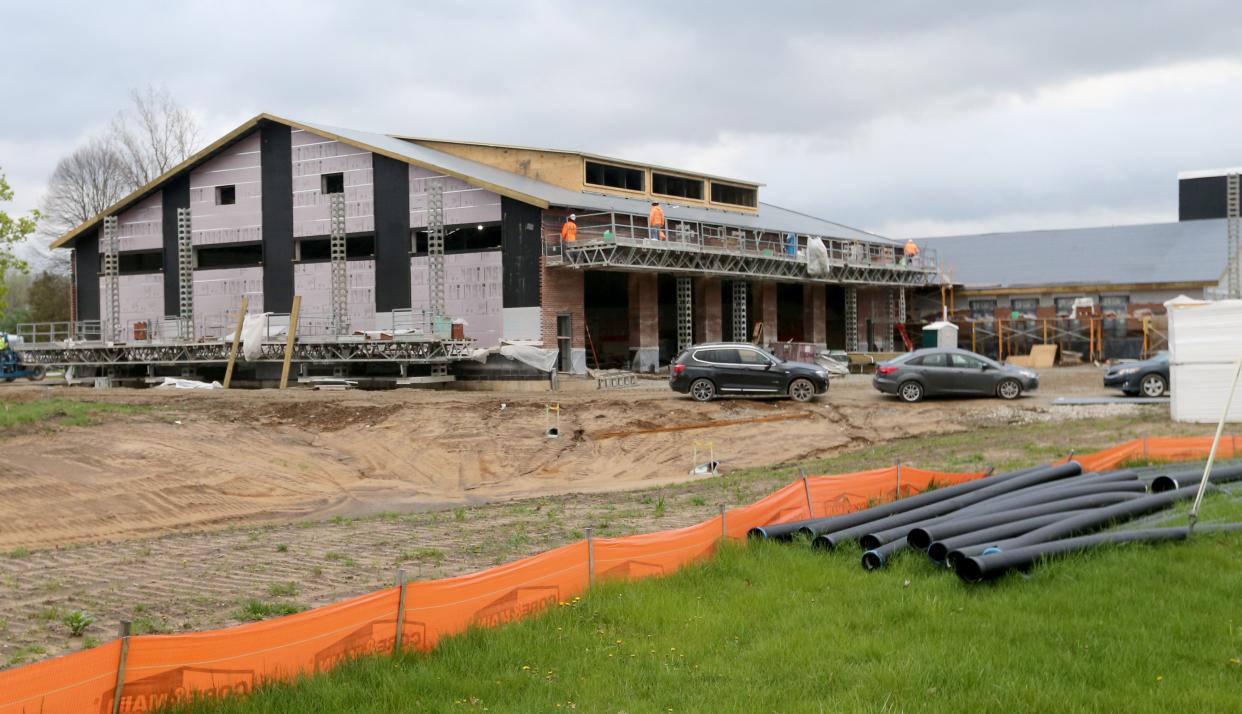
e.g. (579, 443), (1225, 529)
(669, 342), (830, 402)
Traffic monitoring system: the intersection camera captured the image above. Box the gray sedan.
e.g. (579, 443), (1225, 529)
(872, 348), (1039, 403)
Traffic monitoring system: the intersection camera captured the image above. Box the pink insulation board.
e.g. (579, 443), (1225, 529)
(99, 273), (164, 340)
(191, 267), (265, 339)
(190, 132), (263, 246)
(409, 165), (501, 228)
(291, 129), (375, 237)
(116, 192), (162, 252)
(410, 251), (503, 347)
(293, 260), (377, 332)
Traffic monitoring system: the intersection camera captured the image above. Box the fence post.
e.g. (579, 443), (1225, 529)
(801, 468), (814, 518)
(1142, 436), (1150, 462)
(895, 461), (903, 499)
(111, 621), (132, 714)
(719, 505), (728, 542)
(393, 569), (408, 656)
(585, 527), (595, 587)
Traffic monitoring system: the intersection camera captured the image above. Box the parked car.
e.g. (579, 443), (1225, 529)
(1103, 351), (1169, 397)
(669, 342), (830, 402)
(872, 347), (1039, 403)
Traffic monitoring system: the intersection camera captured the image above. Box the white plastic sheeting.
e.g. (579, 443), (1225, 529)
(1167, 297), (1242, 423)
(806, 237), (829, 277)
(155, 376), (222, 390)
(241, 313), (270, 361)
(469, 342), (559, 373)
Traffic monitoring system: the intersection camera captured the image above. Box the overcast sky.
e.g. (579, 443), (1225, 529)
(3, 0), (1242, 243)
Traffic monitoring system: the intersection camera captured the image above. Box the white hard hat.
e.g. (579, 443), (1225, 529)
(569, 214), (576, 220)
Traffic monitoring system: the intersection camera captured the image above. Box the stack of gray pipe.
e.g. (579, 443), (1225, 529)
(747, 460), (1242, 584)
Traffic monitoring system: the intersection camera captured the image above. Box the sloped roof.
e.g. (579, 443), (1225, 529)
(52, 114), (888, 249)
(917, 220), (1229, 289)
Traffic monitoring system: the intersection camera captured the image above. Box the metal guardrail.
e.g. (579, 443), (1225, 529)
(541, 210), (938, 281)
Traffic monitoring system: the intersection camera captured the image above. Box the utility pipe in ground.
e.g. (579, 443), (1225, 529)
(926, 510), (1090, 564)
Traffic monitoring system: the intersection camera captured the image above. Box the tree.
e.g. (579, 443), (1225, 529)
(111, 86), (201, 188)
(0, 169), (38, 316)
(38, 136), (129, 247)
(36, 86), (201, 265)
(26, 270), (70, 323)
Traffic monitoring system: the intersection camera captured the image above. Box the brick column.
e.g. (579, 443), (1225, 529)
(804, 284), (826, 349)
(540, 262), (586, 373)
(628, 272), (659, 372)
(754, 281), (778, 346)
(694, 277), (722, 344)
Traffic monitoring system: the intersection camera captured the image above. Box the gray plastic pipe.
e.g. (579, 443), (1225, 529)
(813, 463), (1082, 550)
(925, 510), (1090, 564)
(904, 488), (1147, 551)
(1150, 463), (1242, 493)
(857, 486), (1141, 551)
(746, 465), (1031, 540)
(948, 484), (1204, 574)
(955, 523), (1242, 583)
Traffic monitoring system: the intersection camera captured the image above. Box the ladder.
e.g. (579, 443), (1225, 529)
(584, 322), (600, 370)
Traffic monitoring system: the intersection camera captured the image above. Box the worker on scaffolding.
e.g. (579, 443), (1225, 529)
(903, 238), (920, 266)
(561, 214), (577, 247)
(648, 201), (666, 241)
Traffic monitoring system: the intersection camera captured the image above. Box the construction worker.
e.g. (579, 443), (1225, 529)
(561, 214), (578, 244)
(648, 201), (665, 241)
(903, 239), (920, 266)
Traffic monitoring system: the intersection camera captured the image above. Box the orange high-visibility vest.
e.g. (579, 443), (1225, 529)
(561, 220), (577, 242)
(649, 205), (665, 227)
(904, 240), (920, 257)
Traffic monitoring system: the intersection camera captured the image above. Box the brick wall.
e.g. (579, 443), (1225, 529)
(540, 261), (585, 348)
(755, 281), (778, 345)
(694, 277), (722, 343)
(628, 273), (659, 348)
(804, 284), (826, 346)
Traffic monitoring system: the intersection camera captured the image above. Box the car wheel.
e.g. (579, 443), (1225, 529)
(898, 381), (924, 403)
(788, 378), (816, 402)
(1140, 373), (1167, 398)
(997, 378), (1022, 400)
(689, 378), (716, 402)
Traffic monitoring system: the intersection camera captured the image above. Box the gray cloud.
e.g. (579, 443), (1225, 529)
(3, 0), (1242, 239)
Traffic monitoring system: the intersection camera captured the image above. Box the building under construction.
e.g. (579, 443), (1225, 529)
(31, 114), (939, 382)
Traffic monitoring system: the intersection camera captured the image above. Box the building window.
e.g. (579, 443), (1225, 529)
(710, 181), (757, 208)
(195, 242), (263, 269)
(117, 250), (163, 275)
(1101, 295), (1129, 337)
(1010, 298), (1039, 319)
(215, 185), (236, 206)
(321, 173), (345, 195)
(584, 161), (645, 192)
(296, 234), (376, 261)
(652, 172), (704, 200)
(969, 299), (997, 320)
(411, 223), (502, 254)
(1054, 296), (1083, 317)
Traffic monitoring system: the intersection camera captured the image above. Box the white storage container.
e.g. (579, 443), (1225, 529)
(1166, 297), (1242, 423)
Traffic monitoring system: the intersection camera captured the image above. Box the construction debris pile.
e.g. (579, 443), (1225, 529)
(750, 460), (1242, 584)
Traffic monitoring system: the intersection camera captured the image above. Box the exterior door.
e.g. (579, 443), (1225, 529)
(556, 314), (572, 372)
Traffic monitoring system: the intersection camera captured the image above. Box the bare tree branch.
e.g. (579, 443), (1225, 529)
(111, 86), (201, 188)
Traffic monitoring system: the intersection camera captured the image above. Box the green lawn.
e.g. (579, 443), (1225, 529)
(0, 398), (145, 429)
(169, 491), (1242, 713)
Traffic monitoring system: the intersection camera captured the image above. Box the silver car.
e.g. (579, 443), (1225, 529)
(872, 348), (1039, 403)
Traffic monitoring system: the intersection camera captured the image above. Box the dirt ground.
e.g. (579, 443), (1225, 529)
(0, 366), (1207, 667)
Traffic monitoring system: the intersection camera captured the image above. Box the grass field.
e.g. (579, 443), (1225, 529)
(0, 398), (145, 430)
(168, 490), (1242, 713)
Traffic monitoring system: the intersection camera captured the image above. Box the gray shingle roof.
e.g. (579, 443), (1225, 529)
(915, 220), (1229, 288)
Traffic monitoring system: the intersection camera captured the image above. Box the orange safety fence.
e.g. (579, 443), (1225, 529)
(1, 435), (1236, 714)
(1070, 435), (1241, 473)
